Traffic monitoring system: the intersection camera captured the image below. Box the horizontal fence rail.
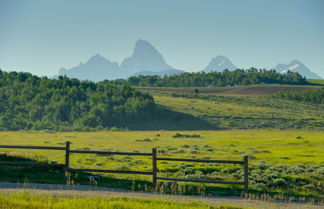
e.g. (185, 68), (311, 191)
(0, 141), (249, 193)
(156, 177), (244, 185)
(156, 157), (244, 164)
(0, 162), (65, 168)
(71, 168), (153, 175)
(70, 150), (152, 156)
(0, 145), (65, 150)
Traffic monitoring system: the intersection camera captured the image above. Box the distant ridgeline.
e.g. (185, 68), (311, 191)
(104, 68), (308, 87)
(0, 70), (155, 131)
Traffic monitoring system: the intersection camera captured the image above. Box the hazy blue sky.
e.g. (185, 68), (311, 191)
(1, 0), (324, 77)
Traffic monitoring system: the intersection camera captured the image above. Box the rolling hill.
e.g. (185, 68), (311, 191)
(138, 85), (320, 96)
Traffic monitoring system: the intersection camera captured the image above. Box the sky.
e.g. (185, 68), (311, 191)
(1, 0), (324, 77)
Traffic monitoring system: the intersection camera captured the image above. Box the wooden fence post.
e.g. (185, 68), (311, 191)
(65, 141), (70, 182)
(152, 148), (157, 186)
(244, 155), (248, 193)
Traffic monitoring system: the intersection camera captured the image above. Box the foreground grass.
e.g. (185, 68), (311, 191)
(0, 130), (323, 198)
(0, 192), (243, 209)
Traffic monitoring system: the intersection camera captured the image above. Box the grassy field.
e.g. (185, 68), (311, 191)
(0, 130), (323, 164)
(138, 85), (320, 96)
(152, 94), (324, 130)
(0, 192), (242, 209)
(307, 79), (324, 85)
(123, 90), (324, 130)
(0, 130), (323, 197)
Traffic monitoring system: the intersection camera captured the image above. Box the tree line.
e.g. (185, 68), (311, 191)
(272, 87), (324, 104)
(0, 70), (155, 131)
(104, 68), (308, 87)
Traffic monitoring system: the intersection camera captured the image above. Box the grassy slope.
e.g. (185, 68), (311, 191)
(0, 193), (242, 209)
(153, 94), (324, 130)
(307, 79), (324, 85)
(138, 85), (320, 96)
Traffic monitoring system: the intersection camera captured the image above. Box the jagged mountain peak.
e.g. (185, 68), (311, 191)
(120, 39), (174, 73)
(134, 39), (155, 50)
(91, 53), (103, 59)
(202, 55), (237, 72)
(131, 39), (164, 60)
(210, 56), (233, 65)
(86, 53), (112, 64)
(213, 55), (230, 60)
(273, 60), (321, 79)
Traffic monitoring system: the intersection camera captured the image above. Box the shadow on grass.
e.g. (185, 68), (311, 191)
(127, 105), (219, 130)
(0, 154), (244, 196)
(1, 154), (322, 201)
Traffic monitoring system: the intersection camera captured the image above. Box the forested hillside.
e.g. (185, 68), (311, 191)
(105, 68), (308, 87)
(0, 70), (155, 131)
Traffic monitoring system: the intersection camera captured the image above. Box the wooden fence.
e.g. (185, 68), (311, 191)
(0, 142), (249, 192)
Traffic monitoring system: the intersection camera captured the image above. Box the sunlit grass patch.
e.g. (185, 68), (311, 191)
(0, 192), (244, 209)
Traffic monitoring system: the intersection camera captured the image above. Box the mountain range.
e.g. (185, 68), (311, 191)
(273, 60), (321, 79)
(57, 40), (322, 81)
(58, 54), (120, 81)
(202, 56), (237, 72)
(58, 40), (185, 81)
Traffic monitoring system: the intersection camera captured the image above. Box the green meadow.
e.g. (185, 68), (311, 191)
(0, 130), (323, 164)
(0, 130), (323, 197)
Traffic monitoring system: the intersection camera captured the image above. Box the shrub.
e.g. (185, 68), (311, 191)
(173, 133), (200, 138)
(272, 178), (288, 188)
(181, 144), (190, 148)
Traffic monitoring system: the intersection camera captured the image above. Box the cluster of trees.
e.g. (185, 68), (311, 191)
(272, 87), (324, 104)
(105, 68), (308, 87)
(0, 70), (155, 131)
